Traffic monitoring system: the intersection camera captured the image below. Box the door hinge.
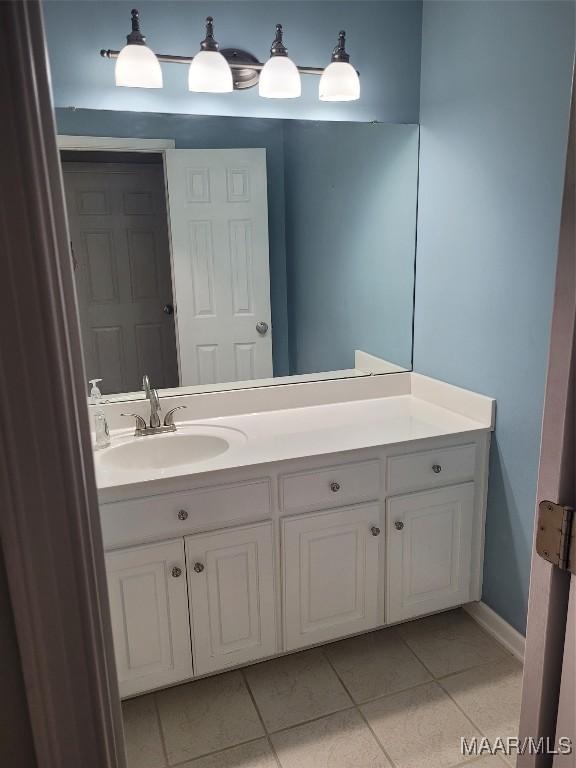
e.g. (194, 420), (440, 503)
(536, 500), (575, 575)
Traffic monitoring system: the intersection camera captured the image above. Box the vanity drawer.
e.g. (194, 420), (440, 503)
(100, 479), (271, 548)
(387, 443), (476, 495)
(280, 460), (381, 513)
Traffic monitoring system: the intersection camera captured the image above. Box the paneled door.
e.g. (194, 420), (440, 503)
(386, 483), (475, 623)
(282, 503), (381, 651)
(63, 161), (179, 394)
(165, 149), (273, 386)
(185, 522), (277, 675)
(105, 539), (193, 698)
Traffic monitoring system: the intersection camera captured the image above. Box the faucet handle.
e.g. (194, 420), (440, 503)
(121, 413), (147, 434)
(164, 405), (187, 427)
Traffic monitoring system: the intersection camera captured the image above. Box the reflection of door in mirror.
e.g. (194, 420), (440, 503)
(62, 155), (179, 395)
(165, 149), (273, 386)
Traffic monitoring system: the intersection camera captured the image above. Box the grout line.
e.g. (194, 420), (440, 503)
(152, 692), (169, 767)
(166, 735), (272, 768)
(239, 668), (282, 768)
(320, 646), (400, 768)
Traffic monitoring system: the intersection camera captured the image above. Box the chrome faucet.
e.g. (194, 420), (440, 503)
(121, 374), (186, 436)
(143, 374), (162, 428)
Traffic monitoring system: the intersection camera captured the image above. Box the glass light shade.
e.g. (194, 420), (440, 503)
(319, 61), (360, 101)
(259, 56), (301, 98)
(188, 50), (233, 93)
(115, 43), (163, 88)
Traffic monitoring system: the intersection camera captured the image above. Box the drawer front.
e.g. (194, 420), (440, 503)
(101, 479), (271, 548)
(387, 443), (476, 495)
(280, 460), (381, 514)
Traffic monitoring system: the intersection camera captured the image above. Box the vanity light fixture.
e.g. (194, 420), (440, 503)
(101, 12), (359, 101)
(188, 17), (233, 93)
(258, 24), (301, 99)
(319, 31), (360, 101)
(114, 8), (163, 89)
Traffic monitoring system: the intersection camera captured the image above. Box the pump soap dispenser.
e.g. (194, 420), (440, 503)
(89, 378), (111, 449)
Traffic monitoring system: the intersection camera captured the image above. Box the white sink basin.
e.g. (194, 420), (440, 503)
(96, 426), (245, 474)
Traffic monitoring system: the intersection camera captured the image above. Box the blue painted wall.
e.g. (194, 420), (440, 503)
(56, 108), (291, 375)
(43, 0), (422, 123)
(414, 0), (574, 633)
(284, 121), (418, 373)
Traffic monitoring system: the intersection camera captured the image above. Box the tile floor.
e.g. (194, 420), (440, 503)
(122, 609), (523, 768)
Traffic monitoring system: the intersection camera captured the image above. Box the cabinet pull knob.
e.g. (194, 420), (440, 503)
(171, 566), (182, 578)
(395, 521), (405, 531)
(370, 525), (381, 537)
(177, 509), (188, 521)
(432, 464), (442, 474)
(193, 562), (205, 574)
(329, 481), (341, 493)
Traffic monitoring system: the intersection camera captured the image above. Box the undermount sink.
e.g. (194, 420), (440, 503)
(97, 427), (244, 473)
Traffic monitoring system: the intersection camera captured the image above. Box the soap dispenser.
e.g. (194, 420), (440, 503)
(89, 378), (111, 449)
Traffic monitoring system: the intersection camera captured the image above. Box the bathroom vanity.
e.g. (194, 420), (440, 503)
(94, 373), (494, 698)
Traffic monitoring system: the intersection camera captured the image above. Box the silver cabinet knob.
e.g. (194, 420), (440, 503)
(171, 566), (182, 578)
(193, 562), (205, 574)
(370, 526), (381, 537)
(177, 509), (189, 521)
(256, 321), (269, 335)
(330, 481), (341, 493)
(395, 521), (405, 531)
(432, 464), (442, 474)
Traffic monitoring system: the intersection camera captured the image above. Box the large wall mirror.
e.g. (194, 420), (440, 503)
(57, 110), (418, 400)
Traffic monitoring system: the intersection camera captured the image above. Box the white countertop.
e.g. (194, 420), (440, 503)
(95, 393), (491, 502)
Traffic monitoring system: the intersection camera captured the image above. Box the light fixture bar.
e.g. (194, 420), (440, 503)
(100, 49), (354, 78)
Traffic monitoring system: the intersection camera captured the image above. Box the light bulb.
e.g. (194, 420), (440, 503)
(319, 31), (360, 102)
(114, 9), (162, 89)
(259, 24), (301, 99)
(189, 17), (233, 93)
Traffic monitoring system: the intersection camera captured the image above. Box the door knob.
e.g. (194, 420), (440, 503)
(177, 509), (188, 521)
(329, 481), (341, 493)
(171, 566), (182, 578)
(432, 464), (442, 474)
(395, 521), (405, 531)
(163, 303), (174, 315)
(256, 321), (269, 335)
(193, 562), (205, 573)
(370, 526), (381, 537)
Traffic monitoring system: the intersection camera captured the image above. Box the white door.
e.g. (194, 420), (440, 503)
(185, 522), (277, 675)
(282, 503), (381, 651)
(63, 161), (179, 394)
(105, 539), (193, 697)
(165, 149), (273, 386)
(386, 483), (475, 623)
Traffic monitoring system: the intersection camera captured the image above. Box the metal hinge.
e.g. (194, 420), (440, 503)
(536, 500), (575, 575)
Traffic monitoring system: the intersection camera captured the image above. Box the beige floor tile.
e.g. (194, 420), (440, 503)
(122, 695), (166, 768)
(271, 709), (391, 768)
(465, 758), (509, 766)
(441, 658), (523, 766)
(361, 681), (481, 768)
(177, 738), (278, 768)
(397, 610), (509, 678)
(244, 649), (352, 732)
(325, 627), (432, 703)
(156, 671), (264, 764)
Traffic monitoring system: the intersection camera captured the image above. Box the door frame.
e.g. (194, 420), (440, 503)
(0, 2), (126, 767)
(58, 135), (182, 386)
(518, 69), (575, 766)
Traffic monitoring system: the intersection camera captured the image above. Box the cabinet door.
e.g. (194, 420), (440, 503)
(282, 503), (381, 651)
(386, 483), (475, 623)
(105, 539), (193, 697)
(185, 522), (277, 675)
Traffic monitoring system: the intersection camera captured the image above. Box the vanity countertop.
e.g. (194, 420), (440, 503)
(95, 388), (493, 503)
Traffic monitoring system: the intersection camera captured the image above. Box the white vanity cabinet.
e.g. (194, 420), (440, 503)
(105, 539), (193, 697)
(282, 503), (381, 650)
(100, 430), (491, 698)
(185, 522), (277, 675)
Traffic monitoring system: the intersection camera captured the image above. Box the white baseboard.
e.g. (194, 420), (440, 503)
(464, 601), (525, 663)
